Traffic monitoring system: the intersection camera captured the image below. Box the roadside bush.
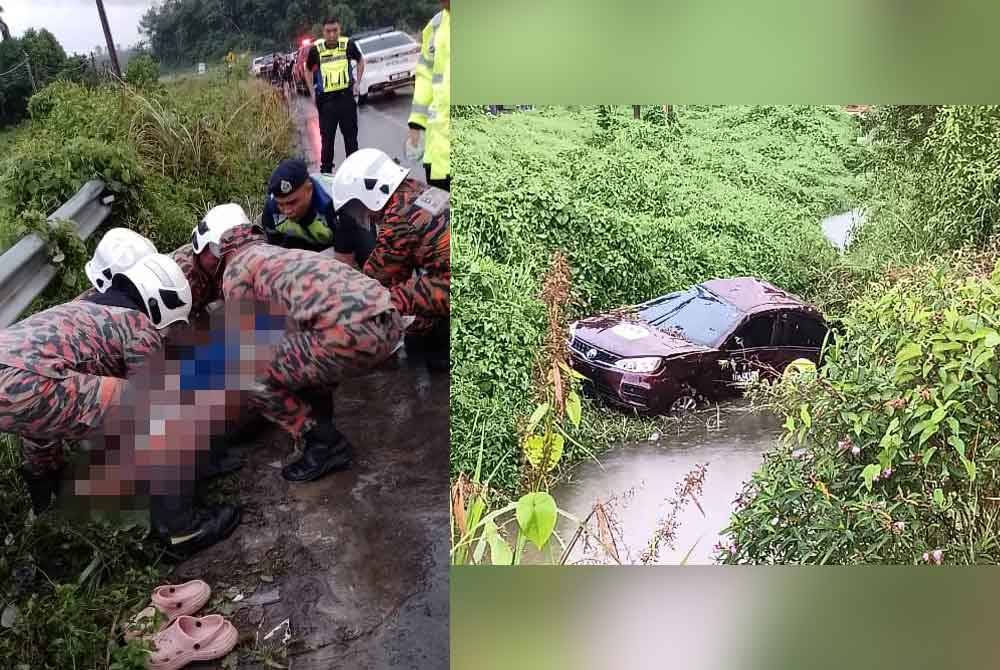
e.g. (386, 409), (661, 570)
(452, 106), (861, 493)
(722, 244), (1000, 564)
(124, 54), (161, 89)
(827, 106), (1000, 311)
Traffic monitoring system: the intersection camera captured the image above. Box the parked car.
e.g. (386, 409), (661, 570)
(353, 27), (419, 104)
(567, 277), (829, 414)
(251, 55), (268, 76)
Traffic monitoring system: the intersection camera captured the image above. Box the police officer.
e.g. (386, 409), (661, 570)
(407, 0), (450, 191)
(331, 148), (450, 371)
(189, 205), (403, 482)
(262, 158), (375, 267)
(307, 17), (364, 175)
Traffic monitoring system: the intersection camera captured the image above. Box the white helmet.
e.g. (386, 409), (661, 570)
(85, 228), (157, 293)
(332, 148), (410, 212)
(191, 203), (251, 256)
(119, 253), (193, 329)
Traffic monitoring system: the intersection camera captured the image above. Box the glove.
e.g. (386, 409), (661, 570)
(404, 129), (424, 161)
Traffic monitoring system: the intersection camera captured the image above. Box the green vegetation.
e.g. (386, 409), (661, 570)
(0, 70), (293, 666)
(452, 105), (862, 495)
(723, 106), (1000, 564)
(140, 0), (438, 66)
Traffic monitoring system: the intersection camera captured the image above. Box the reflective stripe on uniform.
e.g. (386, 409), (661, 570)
(411, 103), (430, 116)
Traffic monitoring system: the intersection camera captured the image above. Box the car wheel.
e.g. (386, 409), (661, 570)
(669, 387), (700, 414)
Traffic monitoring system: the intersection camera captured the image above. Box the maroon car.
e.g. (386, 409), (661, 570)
(567, 277), (828, 414)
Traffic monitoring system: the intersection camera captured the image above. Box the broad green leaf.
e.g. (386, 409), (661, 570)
(918, 424), (938, 446)
(930, 406), (947, 425)
(948, 434), (966, 458)
(933, 488), (945, 507)
(558, 361), (586, 380)
(942, 383), (959, 400)
(947, 417), (960, 435)
(783, 415), (796, 433)
(990, 387), (999, 404)
(800, 404), (811, 429)
(922, 447), (937, 466)
(862, 464), (881, 492)
(566, 391), (582, 428)
(963, 457), (977, 481)
(485, 519), (513, 565)
(515, 492), (557, 550)
(896, 342), (922, 363)
(526, 403), (549, 434)
(985, 331), (1000, 348)
(523, 434), (564, 472)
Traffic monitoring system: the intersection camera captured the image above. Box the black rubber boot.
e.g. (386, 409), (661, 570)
(281, 423), (353, 482)
(197, 437), (245, 481)
(151, 494), (241, 558)
(19, 466), (59, 515)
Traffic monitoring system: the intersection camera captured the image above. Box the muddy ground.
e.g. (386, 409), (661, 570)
(174, 351), (448, 669)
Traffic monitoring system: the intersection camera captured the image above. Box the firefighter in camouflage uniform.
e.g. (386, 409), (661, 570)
(190, 203), (404, 482)
(0, 242), (240, 555)
(331, 148), (450, 372)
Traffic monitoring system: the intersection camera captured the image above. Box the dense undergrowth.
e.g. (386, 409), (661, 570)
(0, 70), (293, 667)
(723, 106), (1000, 564)
(452, 105), (862, 495)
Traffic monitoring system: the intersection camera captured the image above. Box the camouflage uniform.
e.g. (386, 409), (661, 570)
(362, 178), (450, 335)
(217, 225), (403, 439)
(0, 302), (163, 475)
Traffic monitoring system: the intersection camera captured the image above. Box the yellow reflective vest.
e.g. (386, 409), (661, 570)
(408, 9), (450, 180)
(315, 36), (351, 94)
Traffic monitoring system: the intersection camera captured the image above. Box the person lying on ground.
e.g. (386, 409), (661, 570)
(261, 158), (375, 266)
(0, 254), (239, 555)
(188, 203), (404, 482)
(331, 148), (451, 372)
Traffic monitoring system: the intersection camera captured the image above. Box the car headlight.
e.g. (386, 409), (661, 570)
(614, 357), (663, 373)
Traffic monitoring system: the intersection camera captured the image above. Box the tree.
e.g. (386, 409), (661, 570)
(0, 5), (10, 42)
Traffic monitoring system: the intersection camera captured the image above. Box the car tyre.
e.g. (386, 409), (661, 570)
(669, 387), (700, 414)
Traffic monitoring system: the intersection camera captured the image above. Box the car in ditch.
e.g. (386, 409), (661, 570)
(567, 277), (829, 414)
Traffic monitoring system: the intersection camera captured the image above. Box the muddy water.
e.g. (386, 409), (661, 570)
(821, 209), (865, 250)
(543, 403), (780, 565)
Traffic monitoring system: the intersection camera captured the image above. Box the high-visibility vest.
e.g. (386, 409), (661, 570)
(408, 9), (450, 180)
(315, 36), (351, 94)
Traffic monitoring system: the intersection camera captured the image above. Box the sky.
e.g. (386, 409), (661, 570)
(2, 0), (157, 55)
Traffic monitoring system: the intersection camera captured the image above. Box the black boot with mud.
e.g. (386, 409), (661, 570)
(152, 501), (241, 559)
(19, 466), (61, 515)
(281, 423), (353, 482)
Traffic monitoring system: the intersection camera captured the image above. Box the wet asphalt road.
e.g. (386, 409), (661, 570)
(288, 86), (429, 182)
(176, 354), (449, 669)
(173, 85), (448, 669)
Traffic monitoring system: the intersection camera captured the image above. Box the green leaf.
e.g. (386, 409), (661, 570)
(515, 492), (557, 550)
(990, 386), (999, 404)
(985, 331), (1000, 348)
(783, 415), (796, 433)
(896, 342), (922, 363)
(523, 434), (564, 472)
(947, 417), (960, 435)
(861, 464), (881, 492)
(558, 361), (586, 380)
(526, 403), (549, 434)
(922, 447), (937, 466)
(800, 404), (811, 429)
(963, 457), (977, 481)
(930, 406), (947, 425)
(919, 424), (938, 446)
(948, 434), (966, 458)
(566, 391), (582, 428)
(933, 488), (945, 507)
(484, 519), (513, 565)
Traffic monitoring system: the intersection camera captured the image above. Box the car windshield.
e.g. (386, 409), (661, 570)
(635, 285), (744, 347)
(358, 33), (412, 54)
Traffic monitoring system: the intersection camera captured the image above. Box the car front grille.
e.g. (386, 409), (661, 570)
(568, 337), (621, 368)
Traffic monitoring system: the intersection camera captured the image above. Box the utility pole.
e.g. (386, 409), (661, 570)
(95, 0), (122, 78)
(22, 52), (36, 92)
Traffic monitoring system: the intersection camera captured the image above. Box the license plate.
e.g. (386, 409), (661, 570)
(389, 72), (409, 81)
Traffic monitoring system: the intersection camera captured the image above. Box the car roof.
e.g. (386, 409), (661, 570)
(698, 277), (815, 314)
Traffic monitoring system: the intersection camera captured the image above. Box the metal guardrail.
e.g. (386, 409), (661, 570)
(0, 180), (113, 328)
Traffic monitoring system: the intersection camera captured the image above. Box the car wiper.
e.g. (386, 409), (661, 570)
(648, 294), (699, 327)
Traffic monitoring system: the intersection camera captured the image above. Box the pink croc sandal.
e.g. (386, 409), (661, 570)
(148, 615), (238, 670)
(151, 580), (212, 620)
(124, 580), (211, 641)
